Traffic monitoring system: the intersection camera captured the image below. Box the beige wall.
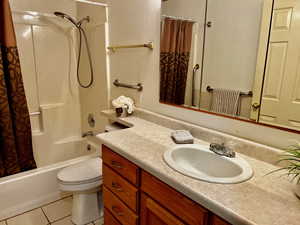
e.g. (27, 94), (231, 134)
(108, 0), (300, 148)
(202, 0), (263, 92)
(106, 0), (159, 105)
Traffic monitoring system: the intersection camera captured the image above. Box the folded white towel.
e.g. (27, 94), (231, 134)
(112, 96), (135, 114)
(210, 88), (241, 116)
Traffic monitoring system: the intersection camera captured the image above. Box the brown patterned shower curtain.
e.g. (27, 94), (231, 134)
(160, 18), (194, 105)
(0, 0), (36, 177)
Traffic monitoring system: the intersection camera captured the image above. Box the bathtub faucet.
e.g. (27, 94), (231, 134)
(82, 131), (94, 138)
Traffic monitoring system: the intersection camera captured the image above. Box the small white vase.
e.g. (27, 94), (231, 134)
(293, 184), (300, 198)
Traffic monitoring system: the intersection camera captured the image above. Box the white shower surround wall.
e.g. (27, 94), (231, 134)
(12, 0), (82, 167)
(9, 0), (108, 167)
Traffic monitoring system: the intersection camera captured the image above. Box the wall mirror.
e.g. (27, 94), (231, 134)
(159, 0), (300, 133)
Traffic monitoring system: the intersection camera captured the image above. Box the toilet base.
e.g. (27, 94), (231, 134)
(71, 191), (103, 225)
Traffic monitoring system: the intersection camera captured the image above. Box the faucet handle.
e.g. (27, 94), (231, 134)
(225, 141), (237, 158)
(211, 137), (224, 145)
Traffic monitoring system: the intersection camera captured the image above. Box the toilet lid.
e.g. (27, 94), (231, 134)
(57, 158), (102, 184)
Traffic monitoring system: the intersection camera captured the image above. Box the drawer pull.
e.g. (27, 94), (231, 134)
(112, 205), (124, 217)
(112, 182), (123, 192)
(111, 160), (123, 169)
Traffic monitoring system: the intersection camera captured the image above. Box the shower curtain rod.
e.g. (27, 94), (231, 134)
(75, 0), (108, 7)
(161, 15), (197, 23)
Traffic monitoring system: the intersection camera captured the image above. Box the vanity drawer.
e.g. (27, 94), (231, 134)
(103, 165), (139, 212)
(103, 187), (138, 225)
(102, 145), (140, 186)
(141, 171), (209, 225)
(104, 208), (122, 225)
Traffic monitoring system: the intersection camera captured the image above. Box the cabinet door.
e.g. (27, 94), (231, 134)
(140, 193), (185, 225)
(104, 208), (122, 225)
(210, 215), (231, 225)
(141, 171), (208, 225)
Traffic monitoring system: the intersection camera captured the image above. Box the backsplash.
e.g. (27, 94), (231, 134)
(133, 108), (285, 167)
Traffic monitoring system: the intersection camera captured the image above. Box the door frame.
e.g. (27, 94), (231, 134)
(250, 0), (275, 121)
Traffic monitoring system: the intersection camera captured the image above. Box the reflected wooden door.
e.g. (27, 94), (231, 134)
(250, 0), (274, 121)
(258, 0), (300, 130)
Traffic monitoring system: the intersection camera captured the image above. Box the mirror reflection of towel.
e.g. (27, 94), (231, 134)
(210, 88), (241, 116)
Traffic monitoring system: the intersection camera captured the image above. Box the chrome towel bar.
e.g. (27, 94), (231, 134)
(113, 79), (143, 92)
(206, 86), (253, 97)
(107, 42), (154, 52)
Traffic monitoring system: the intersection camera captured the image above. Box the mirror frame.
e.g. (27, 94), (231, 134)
(159, 0), (300, 135)
(160, 101), (300, 134)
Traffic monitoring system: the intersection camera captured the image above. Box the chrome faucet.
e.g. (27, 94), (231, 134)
(209, 143), (236, 158)
(82, 131), (94, 138)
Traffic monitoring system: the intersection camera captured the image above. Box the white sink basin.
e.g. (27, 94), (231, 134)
(164, 144), (253, 184)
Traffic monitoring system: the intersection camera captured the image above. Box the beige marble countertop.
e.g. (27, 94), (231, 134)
(96, 109), (300, 225)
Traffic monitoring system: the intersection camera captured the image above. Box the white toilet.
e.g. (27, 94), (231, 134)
(57, 158), (103, 225)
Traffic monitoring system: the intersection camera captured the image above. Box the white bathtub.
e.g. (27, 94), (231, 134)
(0, 140), (101, 220)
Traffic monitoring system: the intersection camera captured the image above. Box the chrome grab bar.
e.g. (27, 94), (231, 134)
(113, 79), (143, 92)
(192, 64), (200, 106)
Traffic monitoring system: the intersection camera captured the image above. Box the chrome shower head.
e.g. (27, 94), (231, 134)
(54, 11), (78, 27)
(78, 16), (90, 27)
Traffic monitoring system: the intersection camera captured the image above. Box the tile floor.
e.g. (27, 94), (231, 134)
(0, 197), (103, 225)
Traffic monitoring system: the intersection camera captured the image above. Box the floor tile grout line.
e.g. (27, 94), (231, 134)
(1, 195), (72, 222)
(50, 214), (72, 224)
(2, 206), (47, 223)
(1, 196), (101, 225)
(41, 207), (51, 224)
(41, 195), (72, 209)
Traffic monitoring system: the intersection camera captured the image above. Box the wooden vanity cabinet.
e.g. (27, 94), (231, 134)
(140, 193), (185, 225)
(210, 215), (231, 225)
(102, 145), (231, 225)
(141, 171), (209, 225)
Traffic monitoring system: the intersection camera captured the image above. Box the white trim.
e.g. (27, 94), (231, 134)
(75, 0), (108, 7)
(12, 10), (56, 18)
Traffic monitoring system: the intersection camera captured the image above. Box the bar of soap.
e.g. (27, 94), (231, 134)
(171, 130), (194, 144)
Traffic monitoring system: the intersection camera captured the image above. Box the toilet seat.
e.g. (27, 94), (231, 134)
(57, 158), (102, 191)
(57, 157), (103, 224)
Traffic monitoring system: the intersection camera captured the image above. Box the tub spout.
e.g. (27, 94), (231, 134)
(82, 131), (94, 138)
